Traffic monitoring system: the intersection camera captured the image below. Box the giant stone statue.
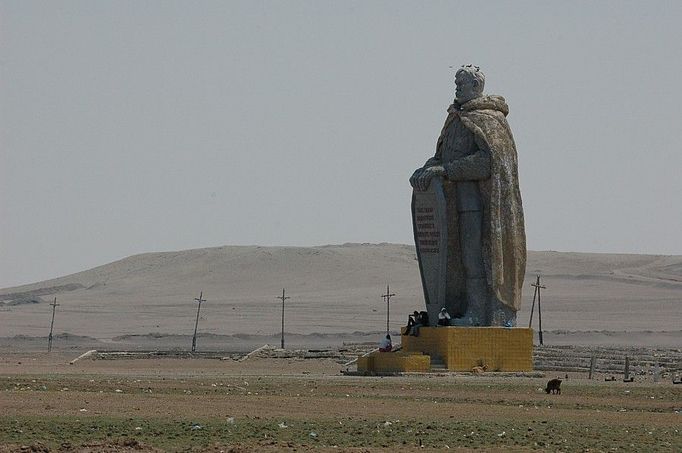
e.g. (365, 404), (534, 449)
(410, 65), (526, 327)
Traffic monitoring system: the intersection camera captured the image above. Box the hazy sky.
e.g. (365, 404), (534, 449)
(2, 1), (681, 288)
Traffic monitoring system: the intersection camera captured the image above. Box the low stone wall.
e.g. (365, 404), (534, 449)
(533, 345), (682, 376)
(357, 351), (431, 373)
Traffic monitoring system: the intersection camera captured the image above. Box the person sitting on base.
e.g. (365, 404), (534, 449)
(438, 307), (452, 326)
(379, 334), (392, 352)
(412, 311), (429, 337)
(404, 311), (420, 336)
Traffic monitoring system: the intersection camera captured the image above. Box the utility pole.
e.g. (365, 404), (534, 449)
(381, 285), (395, 336)
(276, 289), (290, 349)
(47, 297), (59, 352)
(191, 291), (206, 352)
(529, 275), (546, 345)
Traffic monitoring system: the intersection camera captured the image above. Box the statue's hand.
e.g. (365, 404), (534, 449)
(409, 168), (425, 189)
(415, 166), (445, 191)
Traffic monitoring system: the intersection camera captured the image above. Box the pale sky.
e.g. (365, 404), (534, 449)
(2, 1), (682, 288)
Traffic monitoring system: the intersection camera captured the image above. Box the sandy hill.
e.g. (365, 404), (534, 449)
(1, 244), (680, 340)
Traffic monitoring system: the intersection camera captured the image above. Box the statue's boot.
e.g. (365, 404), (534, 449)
(488, 298), (517, 327)
(451, 277), (487, 326)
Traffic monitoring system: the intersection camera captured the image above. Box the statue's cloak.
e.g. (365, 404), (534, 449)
(438, 95), (526, 311)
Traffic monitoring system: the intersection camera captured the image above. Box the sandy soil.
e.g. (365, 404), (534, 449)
(0, 353), (680, 451)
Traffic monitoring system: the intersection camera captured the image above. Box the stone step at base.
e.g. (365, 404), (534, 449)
(429, 355), (446, 370)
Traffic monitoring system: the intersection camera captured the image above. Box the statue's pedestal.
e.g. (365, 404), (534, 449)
(356, 327), (533, 373)
(401, 326), (533, 372)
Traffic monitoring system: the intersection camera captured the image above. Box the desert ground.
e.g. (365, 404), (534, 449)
(0, 351), (680, 452)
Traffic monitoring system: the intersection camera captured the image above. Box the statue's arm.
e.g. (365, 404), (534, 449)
(409, 121), (447, 190)
(422, 156), (442, 168)
(444, 137), (491, 181)
(420, 134), (444, 169)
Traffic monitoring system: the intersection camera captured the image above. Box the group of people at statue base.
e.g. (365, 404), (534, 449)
(404, 307), (451, 337)
(378, 307), (452, 351)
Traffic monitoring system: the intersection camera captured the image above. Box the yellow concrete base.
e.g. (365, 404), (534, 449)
(357, 351), (431, 373)
(401, 326), (534, 372)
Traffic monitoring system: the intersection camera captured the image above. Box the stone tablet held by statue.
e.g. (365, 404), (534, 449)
(410, 65), (526, 327)
(412, 177), (448, 325)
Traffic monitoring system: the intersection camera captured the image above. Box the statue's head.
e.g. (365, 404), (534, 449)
(455, 65), (485, 103)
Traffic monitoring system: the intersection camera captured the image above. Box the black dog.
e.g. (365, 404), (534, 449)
(545, 378), (562, 394)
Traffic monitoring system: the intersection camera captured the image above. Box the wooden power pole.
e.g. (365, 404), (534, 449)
(191, 291), (206, 352)
(276, 289), (290, 349)
(381, 285), (395, 336)
(529, 275), (547, 345)
(47, 297), (59, 352)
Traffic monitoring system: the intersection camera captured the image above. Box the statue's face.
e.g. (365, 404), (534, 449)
(455, 72), (481, 103)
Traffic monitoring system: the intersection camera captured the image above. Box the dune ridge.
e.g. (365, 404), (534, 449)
(1, 244), (680, 342)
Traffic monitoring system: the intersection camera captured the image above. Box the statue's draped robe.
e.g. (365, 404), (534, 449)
(433, 95), (526, 311)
